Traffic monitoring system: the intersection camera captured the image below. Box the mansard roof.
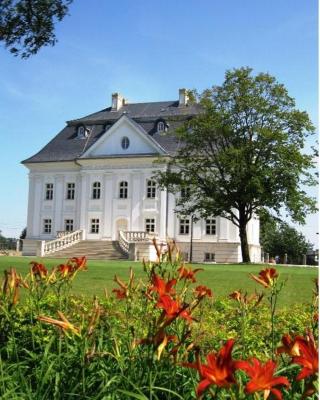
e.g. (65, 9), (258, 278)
(22, 99), (201, 164)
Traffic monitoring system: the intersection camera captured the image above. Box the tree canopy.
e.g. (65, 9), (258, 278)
(260, 212), (311, 263)
(0, 0), (72, 58)
(155, 67), (317, 262)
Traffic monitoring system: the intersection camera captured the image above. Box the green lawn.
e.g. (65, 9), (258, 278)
(0, 256), (317, 307)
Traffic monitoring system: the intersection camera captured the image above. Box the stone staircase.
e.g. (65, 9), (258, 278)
(46, 240), (128, 260)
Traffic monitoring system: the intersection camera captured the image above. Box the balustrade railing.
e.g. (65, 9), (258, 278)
(118, 230), (160, 255)
(118, 230), (130, 254)
(42, 229), (84, 256)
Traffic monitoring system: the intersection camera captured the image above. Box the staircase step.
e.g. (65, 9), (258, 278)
(46, 240), (128, 260)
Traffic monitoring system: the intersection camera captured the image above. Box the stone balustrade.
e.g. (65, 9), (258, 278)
(42, 229), (84, 256)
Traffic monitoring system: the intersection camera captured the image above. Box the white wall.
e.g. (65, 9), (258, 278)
(89, 120), (158, 156)
(25, 161), (260, 251)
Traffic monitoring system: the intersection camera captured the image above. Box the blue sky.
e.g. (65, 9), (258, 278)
(0, 0), (318, 245)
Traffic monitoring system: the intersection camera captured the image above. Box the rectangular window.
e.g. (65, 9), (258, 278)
(45, 183), (53, 200)
(206, 218), (216, 235)
(179, 218), (190, 235)
(204, 253), (215, 262)
(119, 181), (128, 199)
(92, 182), (101, 199)
(90, 218), (100, 234)
(146, 180), (156, 199)
(66, 183), (75, 200)
(181, 187), (190, 199)
(145, 218), (155, 233)
(43, 219), (52, 234)
(65, 219), (74, 232)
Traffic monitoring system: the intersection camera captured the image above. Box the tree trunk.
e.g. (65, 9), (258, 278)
(239, 210), (251, 263)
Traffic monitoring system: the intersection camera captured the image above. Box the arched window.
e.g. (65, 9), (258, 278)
(121, 136), (130, 149)
(119, 181), (128, 199)
(157, 121), (165, 133)
(146, 179), (156, 199)
(92, 181), (101, 199)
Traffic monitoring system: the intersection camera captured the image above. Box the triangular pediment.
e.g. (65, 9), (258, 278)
(81, 115), (166, 158)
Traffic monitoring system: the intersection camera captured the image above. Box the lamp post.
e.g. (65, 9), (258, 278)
(189, 214), (194, 263)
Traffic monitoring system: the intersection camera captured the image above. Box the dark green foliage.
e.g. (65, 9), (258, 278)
(19, 228), (27, 240)
(260, 213), (311, 263)
(0, 0), (73, 58)
(155, 67), (317, 262)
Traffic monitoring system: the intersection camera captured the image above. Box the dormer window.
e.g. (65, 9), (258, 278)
(121, 136), (130, 150)
(157, 121), (165, 133)
(77, 126), (88, 139)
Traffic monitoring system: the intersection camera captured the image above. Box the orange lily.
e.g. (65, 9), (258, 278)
(156, 294), (193, 323)
(136, 328), (178, 360)
(277, 333), (302, 357)
(57, 263), (73, 278)
(236, 358), (289, 400)
(30, 261), (48, 279)
(113, 268), (135, 300)
(38, 311), (80, 336)
(229, 289), (263, 306)
(194, 285), (213, 298)
(292, 331), (318, 381)
(148, 274), (177, 297)
(177, 266), (203, 283)
(2, 268), (27, 305)
(250, 268), (278, 288)
(68, 256), (87, 271)
(184, 339), (237, 396)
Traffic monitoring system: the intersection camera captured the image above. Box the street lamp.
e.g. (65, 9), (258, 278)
(189, 214), (195, 263)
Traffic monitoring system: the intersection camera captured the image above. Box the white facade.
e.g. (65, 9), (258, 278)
(23, 109), (261, 263)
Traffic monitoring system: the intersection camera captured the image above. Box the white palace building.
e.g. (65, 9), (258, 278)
(22, 90), (261, 262)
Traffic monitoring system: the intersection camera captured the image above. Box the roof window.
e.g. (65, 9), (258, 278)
(157, 121), (166, 133)
(77, 126), (89, 139)
(121, 136), (130, 150)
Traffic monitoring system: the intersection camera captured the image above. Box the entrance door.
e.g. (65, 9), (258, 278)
(116, 218), (128, 239)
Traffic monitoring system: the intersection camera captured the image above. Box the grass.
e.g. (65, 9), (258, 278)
(0, 256), (317, 307)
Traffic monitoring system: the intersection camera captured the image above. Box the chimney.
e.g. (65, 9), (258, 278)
(111, 92), (125, 111)
(178, 88), (189, 107)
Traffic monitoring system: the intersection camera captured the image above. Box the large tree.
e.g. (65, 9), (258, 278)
(155, 67), (317, 262)
(0, 0), (73, 58)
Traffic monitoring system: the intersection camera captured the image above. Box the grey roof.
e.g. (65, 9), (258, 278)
(69, 101), (201, 123)
(22, 100), (201, 164)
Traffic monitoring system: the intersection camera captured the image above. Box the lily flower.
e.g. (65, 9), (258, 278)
(68, 256), (87, 271)
(112, 268), (135, 300)
(136, 328), (178, 360)
(57, 263), (73, 278)
(148, 274), (177, 297)
(30, 261), (48, 279)
(38, 311), (80, 336)
(194, 285), (213, 298)
(236, 358), (289, 400)
(277, 333), (302, 357)
(184, 339), (237, 396)
(292, 331), (318, 381)
(229, 289), (263, 307)
(156, 294), (193, 323)
(177, 266), (203, 283)
(250, 268), (278, 288)
(2, 268), (27, 305)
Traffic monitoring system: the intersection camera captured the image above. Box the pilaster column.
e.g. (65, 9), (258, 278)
(28, 174), (42, 238)
(79, 172), (88, 233)
(159, 189), (167, 239)
(131, 171), (141, 231)
(218, 216), (229, 241)
(54, 175), (64, 235)
(103, 172), (113, 238)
